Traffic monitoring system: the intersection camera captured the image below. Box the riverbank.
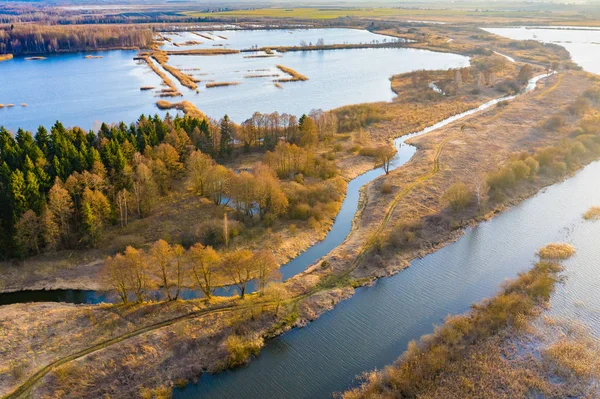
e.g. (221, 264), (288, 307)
(341, 245), (600, 399)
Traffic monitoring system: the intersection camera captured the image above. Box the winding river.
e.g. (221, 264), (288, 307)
(3, 27), (599, 399)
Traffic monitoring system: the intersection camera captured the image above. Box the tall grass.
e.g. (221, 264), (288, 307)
(583, 206), (600, 221)
(275, 65), (309, 82)
(342, 245), (568, 399)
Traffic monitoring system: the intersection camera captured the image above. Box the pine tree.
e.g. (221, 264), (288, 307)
(219, 115), (234, 157)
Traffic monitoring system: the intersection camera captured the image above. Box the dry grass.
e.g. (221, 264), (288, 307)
(583, 206), (600, 221)
(155, 100), (206, 119)
(205, 81), (240, 88)
(0, 54), (13, 62)
(341, 254), (566, 399)
(138, 54), (182, 97)
(165, 48), (239, 56)
(84, 55), (103, 59)
(538, 243), (576, 260)
(275, 65), (308, 82)
(152, 51), (198, 90)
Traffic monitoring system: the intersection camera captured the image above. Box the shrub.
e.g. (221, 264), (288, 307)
(538, 243), (576, 260)
(543, 115), (567, 131)
(380, 182), (392, 194)
(444, 183), (472, 211)
(583, 206), (600, 221)
(225, 334), (264, 368)
(388, 221), (422, 249)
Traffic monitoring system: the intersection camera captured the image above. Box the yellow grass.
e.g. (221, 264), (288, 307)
(138, 54), (181, 97)
(205, 81), (240, 88)
(275, 65), (308, 82)
(583, 206), (600, 221)
(152, 51), (198, 90)
(6, 104), (14, 108)
(155, 100), (206, 119)
(21, 103), (27, 107)
(538, 243), (576, 260)
(274, 83), (283, 89)
(0, 104), (4, 108)
(0, 54), (13, 62)
(166, 48), (240, 56)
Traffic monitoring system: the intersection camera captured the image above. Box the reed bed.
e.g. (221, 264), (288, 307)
(166, 48), (240, 56)
(216, 34), (228, 40)
(155, 100), (206, 119)
(275, 65), (309, 82)
(140, 86), (156, 91)
(193, 33), (214, 41)
(0, 54), (13, 62)
(206, 81), (240, 88)
(84, 55), (103, 59)
(0, 104), (4, 108)
(138, 54), (182, 97)
(274, 83), (283, 89)
(244, 54), (281, 58)
(152, 51), (198, 90)
(583, 206), (600, 221)
(244, 74), (280, 78)
(538, 243), (576, 260)
(7, 104), (14, 107)
(24, 56), (46, 60)
(21, 103), (27, 107)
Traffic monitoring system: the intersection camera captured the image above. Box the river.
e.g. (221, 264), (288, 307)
(2, 26), (599, 399)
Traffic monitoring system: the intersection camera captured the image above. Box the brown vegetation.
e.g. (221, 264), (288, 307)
(0, 53), (12, 61)
(0, 24), (152, 55)
(583, 206), (600, 221)
(137, 54), (182, 97)
(152, 51), (198, 90)
(155, 100), (206, 119)
(341, 247), (574, 399)
(275, 64), (309, 82)
(205, 81), (240, 88)
(165, 48), (240, 56)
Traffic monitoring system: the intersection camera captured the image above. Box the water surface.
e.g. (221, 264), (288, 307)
(484, 26), (600, 74)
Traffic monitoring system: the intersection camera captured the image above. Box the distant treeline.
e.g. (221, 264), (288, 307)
(0, 24), (153, 55)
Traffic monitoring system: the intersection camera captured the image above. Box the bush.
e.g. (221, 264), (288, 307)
(444, 183), (472, 211)
(538, 243), (576, 260)
(225, 334), (264, 367)
(380, 182), (392, 194)
(583, 206), (600, 221)
(543, 115), (567, 131)
(388, 221), (422, 249)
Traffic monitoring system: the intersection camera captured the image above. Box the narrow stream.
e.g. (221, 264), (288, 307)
(0, 74), (551, 306)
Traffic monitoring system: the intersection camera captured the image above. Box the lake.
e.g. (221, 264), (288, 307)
(0, 29), (469, 132)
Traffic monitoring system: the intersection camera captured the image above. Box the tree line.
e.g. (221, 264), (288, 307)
(105, 239), (281, 303)
(0, 24), (153, 55)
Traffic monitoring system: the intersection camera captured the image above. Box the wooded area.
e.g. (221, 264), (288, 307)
(0, 24), (153, 54)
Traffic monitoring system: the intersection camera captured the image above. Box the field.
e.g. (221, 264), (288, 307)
(184, 6), (600, 25)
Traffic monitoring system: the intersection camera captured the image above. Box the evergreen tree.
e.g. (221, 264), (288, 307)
(219, 115), (234, 157)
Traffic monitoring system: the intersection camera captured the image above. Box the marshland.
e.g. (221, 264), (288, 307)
(2, 3), (600, 399)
